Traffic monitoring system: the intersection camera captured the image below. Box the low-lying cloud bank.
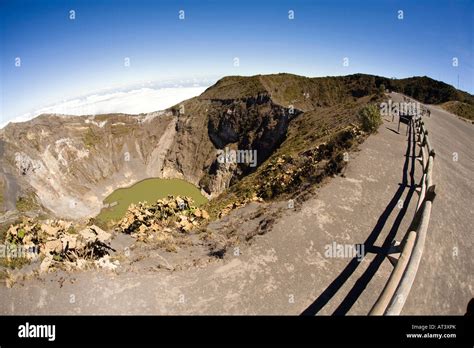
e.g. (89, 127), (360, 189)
(1, 83), (210, 129)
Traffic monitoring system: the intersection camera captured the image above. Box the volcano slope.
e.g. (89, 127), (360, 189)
(0, 73), (381, 222)
(0, 74), (472, 315)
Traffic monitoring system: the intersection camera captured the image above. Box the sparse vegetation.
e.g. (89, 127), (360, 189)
(207, 74), (474, 120)
(0, 269), (9, 281)
(358, 104), (382, 133)
(111, 124), (132, 136)
(203, 97), (369, 219)
(0, 178), (4, 213)
(378, 84), (386, 96)
(0, 219), (20, 242)
(388, 76), (474, 105)
(4, 218), (116, 273)
(0, 255), (30, 269)
(117, 196), (210, 251)
(15, 193), (39, 212)
(83, 127), (100, 148)
(440, 101), (474, 121)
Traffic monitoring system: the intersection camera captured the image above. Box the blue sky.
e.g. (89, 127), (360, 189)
(1, 0), (473, 122)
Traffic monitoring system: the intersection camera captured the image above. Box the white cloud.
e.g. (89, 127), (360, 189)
(0, 85), (208, 129)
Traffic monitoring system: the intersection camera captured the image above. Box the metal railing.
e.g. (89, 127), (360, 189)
(369, 112), (436, 315)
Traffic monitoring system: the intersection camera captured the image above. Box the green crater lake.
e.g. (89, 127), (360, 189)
(96, 178), (208, 223)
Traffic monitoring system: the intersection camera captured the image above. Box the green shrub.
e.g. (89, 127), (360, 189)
(358, 105), (382, 133)
(83, 127), (100, 148)
(16, 194), (38, 212)
(378, 84), (386, 95)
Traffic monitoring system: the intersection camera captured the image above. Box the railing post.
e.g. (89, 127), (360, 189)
(369, 100), (436, 315)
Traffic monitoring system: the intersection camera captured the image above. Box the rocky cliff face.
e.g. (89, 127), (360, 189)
(0, 112), (179, 218)
(0, 80), (295, 219)
(0, 73), (396, 220)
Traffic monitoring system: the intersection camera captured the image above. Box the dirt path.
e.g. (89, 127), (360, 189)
(0, 95), (471, 315)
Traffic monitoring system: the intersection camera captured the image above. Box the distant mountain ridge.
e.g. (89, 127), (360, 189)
(201, 73), (473, 107)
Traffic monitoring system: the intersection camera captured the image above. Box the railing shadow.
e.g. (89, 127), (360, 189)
(301, 124), (416, 316)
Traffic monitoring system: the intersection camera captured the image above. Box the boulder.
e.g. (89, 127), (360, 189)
(201, 210), (210, 220)
(39, 255), (53, 273)
(60, 234), (79, 250)
(44, 240), (63, 254)
(41, 223), (61, 237)
(79, 225), (111, 243)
